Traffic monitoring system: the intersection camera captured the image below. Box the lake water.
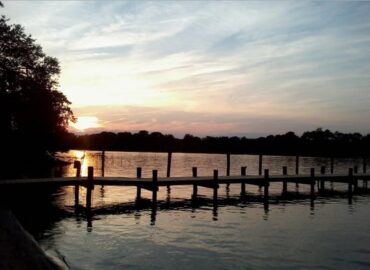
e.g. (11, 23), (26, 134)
(19, 151), (370, 269)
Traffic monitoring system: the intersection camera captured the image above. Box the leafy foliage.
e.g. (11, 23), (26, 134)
(0, 15), (74, 154)
(0, 12), (74, 177)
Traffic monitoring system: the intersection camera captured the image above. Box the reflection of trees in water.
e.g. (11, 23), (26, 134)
(0, 186), (73, 241)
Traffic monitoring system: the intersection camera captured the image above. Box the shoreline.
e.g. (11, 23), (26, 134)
(0, 209), (66, 270)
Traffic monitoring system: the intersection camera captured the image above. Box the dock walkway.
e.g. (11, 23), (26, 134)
(1, 163), (369, 209)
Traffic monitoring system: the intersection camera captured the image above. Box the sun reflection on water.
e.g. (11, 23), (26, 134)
(74, 150), (85, 160)
(67, 150), (101, 177)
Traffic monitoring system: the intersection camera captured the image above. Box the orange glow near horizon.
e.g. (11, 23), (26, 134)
(70, 116), (100, 131)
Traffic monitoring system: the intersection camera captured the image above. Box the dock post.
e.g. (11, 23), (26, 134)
(136, 167), (142, 200)
(258, 155), (263, 176)
(74, 185), (80, 206)
(348, 168), (353, 197)
(226, 153), (231, 189)
(86, 166), (94, 210)
(226, 153), (231, 176)
(354, 166), (358, 174)
(363, 157), (367, 174)
(167, 152), (172, 191)
(320, 166), (326, 191)
(151, 170), (158, 225)
(310, 168), (315, 197)
(73, 161), (81, 206)
(353, 166), (358, 190)
(152, 170), (158, 204)
(363, 157), (368, 188)
(101, 150), (105, 177)
(330, 157), (334, 189)
(330, 157), (334, 174)
(74, 160), (81, 177)
(263, 169), (269, 210)
(282, 166), (288, 194)
(213, 170), (218, 201)
(295, 155), (299, 174)
(192, 167), (198, 177)
(295, 155), (299, 187)
(241, 166), (246, 196)
(166, 152), (172, 177)
(264, 169), (269, 201)
(192, 167), (198, 199)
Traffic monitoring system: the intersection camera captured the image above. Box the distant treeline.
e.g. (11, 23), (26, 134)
(63, 128), (370, 157)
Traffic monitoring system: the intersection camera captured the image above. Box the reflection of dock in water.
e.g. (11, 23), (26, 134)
(2, 160), (370, 228)
(74, 186), (370, 228)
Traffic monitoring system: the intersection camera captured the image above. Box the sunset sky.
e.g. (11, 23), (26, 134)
(3, 1), (370, 136)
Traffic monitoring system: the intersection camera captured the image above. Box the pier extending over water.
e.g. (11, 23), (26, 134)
(1, 157), (369, 210)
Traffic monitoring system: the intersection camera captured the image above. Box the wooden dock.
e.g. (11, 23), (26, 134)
(1, 161), (369, 210)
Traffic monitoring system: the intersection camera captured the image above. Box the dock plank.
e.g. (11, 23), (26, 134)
(0, 173), (369, 187)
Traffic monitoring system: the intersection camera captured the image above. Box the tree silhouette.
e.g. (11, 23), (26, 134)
(65, 129), (370, 157)
(0, 11), (74, 177)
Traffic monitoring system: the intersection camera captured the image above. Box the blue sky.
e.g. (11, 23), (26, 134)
(3, 1), (370, 136)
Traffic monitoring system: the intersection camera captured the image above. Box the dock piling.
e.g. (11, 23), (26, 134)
(310, 168), (315, 197)
(136, 167), (142, 200)
(226, 153), (231, 176)
(166, 152), (172, 177)
(363, 157), (367, 174)
(258, 155), (263, 176)
(330, 157), (334, 174)
(226, 153), (231, 189)
(353, 167), (358, 190)
(192, 167), (198, 178)
(282, 166), (288, 194)
(74, 160), (81, 177)
(167, 152), (172, 191)
(241, 166), (246, 196)
(264, 169), (270, 201)
(73, 161), (81, 206)
(363, 157), (368, 188)
(192, 167), (198, 199)
(137, 167), (142, 178)
(295, 156), (299, 187)
(320, 166), (326, 191)
(152, 170), (158, 203)
(263, 169), (270, 210)
(295, 156), (299, 175)
(213, 170), (218, 201)
(348, 168), (353, 196)
(86, 166), (94, 210)
(101, 150), (105, 177)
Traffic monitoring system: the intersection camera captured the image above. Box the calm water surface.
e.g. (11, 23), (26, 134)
(29, 151), (370, 269)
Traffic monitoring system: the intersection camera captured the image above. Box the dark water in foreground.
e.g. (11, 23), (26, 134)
(15, 151), (370, 269)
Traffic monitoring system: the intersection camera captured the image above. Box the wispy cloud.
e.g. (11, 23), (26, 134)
(3, 1), (370, 135)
